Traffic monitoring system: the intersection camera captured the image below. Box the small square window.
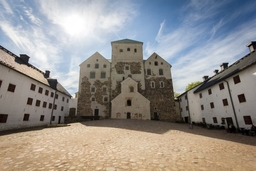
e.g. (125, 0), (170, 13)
(208, 89), (212, 95)
(92, 97), (95, 101)
(127, 48), (130, 51)
(38, 87), (43, 94)
(213, 117), (218, 123)
(127, 100), (132, 106)
(90, 72), (95, 79)
(40, 115), (44, 121)
(199, 93), (202, 98)
(51, 92), (54, 97)
(201, 105), (204, 110)
(125, 66), (129, 70)
(219, 83), (224, 90)
(149, 62), (151, 65)
(210, 102), (214, 108)
(103, 64), (107, 68)
(0, 114), (8, 123)
(134, 48), (137, 53)
(243, 115), (252, 125)
(30, 84), (36, 91)
(49, 103), (52, 109)
(87, 64), (90, 68)
(104, 97), (108, 102)
(7, 83), (16, 92)
(45, 90), (49, 96)
(119, 49), (123, 52)
(101, 72), (106, 78)
(35, 100), (41, 107)
(91, 87), (95, 92)
(222, 99), (228, 106)
(233, 75), (241, 84)
(95, 64), (99, 69)
(27, 98), (33, 105)
(103, 87), (107, 92)
(23, 114), (30, 121)
(129, 86), (134, 92)
(238, 94), (246, 103)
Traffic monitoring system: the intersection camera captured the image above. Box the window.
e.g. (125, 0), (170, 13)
(7, 83), (16, 92)
(62, 97), (65, 102)
(127, 100), (132, 106)
(185, 95), (187, 100)
(61, 106), (64, 111)
(49, 103), (52, 109)
(221, 118), (226, 124)
(149, 62), (151, 65)
(0, 80), (2, 88)
(51, 92), (54, 97)
(101, 72), (106, 78)
(90, 72), (95, 79)
(202, 118), (206, 123)
(186, 106), (188, 111)
(95, 64), (99, 69)
(35, 100), (41, 107)
(43, 102), (47, 108)
(151, 81), (155, 88)
(127, 48), (130, 51)
(160, 82), (164, 88)
(67, 99), (69, 103)
(92, 97), (95, 101)
(125, 66), (129, 70)
(87, 64), (90, 68)
(54, 105), (57, 110)
(199, 93), (202, 98)
(30, 84), (36, 91)
(103, 87), (107, 92)
(27, 98), (33, 105)
(154, 61), (158, 66)
(103, 64), (107, 68)
(91, 87), (95, 92)
(161, 62), (163, 65)
(134, 48), (137, 52)
(219, 83), (224, 90)
(38, 87), (43, 94)
(159, 69), (163, 75)
(180, 108), (183, 112)
(23, 114), (30, 121)
(55, 94), (58, 99)
(208, 89), (212, 95)
(213, 117), (218, 123)
(52, 116), (55, 121)
(222, 99), (228, 106)
(238, 94), (246, 103)
(129, 86), (134, 92)
(0, 114), (8, 123)
(40, 115), (44, 121)
(45, 90), (49, 96)
(104, 97), (108, 102)
(119, 49), (123, 52)
(243, 116), (252, 125)
(201, 105), (204, 110)
(147, 69), (151, 75)
(210, 102), (214, 108)
(233, 75), (241, 84)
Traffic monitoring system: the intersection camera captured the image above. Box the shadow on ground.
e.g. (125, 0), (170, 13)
(81, 119), (256, 146)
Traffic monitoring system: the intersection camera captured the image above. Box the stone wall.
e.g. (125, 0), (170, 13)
(115, 62), (142, 74)
(77, 76), (92, 116)
(143, 77), (177, 122)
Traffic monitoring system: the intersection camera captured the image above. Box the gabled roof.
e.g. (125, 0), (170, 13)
(0, 45), (71, 97)
(111, 38), (143, 44)
(194, 50), (256, 93)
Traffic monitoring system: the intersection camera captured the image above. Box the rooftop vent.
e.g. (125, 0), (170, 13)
(246, 41), (256, 53)
(214, 69), (219, 75)
(220, 63), (228, 71)
(20, 54), (30, 64)
(202, 75), (209, 81)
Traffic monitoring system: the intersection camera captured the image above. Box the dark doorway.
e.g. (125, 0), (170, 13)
(184, 116), (189, 123)
(127, 112), (131, 119)
(154, 112), (159, 120)
(58, 116), (61, 124)
(226, 117), (234, 126)
(94, 109), (99, 116)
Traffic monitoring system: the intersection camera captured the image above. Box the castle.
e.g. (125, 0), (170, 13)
(77, 39), (177, 121)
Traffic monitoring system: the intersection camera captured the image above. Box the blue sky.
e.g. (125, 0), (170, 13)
(0, 0), (256, 96)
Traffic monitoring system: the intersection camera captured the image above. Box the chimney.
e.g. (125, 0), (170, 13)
(220, 63), (228, 71)
(202, 75), (209, 81)
(44, 70), (50, 78)
(246, 41), (256, 52)
(20, 54), (30, 64)
(214, 69), (219, 75)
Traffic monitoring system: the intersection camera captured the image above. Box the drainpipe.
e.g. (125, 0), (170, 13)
(224, 80), (239, 130)
(50, 90), (57, 125)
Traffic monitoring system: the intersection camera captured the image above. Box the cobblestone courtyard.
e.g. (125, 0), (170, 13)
(1, 119), (256, 171)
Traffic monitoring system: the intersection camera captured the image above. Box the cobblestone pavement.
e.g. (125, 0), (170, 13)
(1, 119), (256, 171)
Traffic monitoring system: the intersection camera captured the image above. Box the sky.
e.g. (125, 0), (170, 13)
(0, 0), (256, 97)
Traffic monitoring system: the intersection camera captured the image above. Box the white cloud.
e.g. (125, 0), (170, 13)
(0, 0), (13, 14)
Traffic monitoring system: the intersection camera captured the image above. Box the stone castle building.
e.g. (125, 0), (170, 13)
(77, 39), (176, 121)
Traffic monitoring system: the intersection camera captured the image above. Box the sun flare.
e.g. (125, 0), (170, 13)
(62, 14), (86, 36)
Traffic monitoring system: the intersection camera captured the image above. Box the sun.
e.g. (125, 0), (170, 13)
(62, 14), (86, 36)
